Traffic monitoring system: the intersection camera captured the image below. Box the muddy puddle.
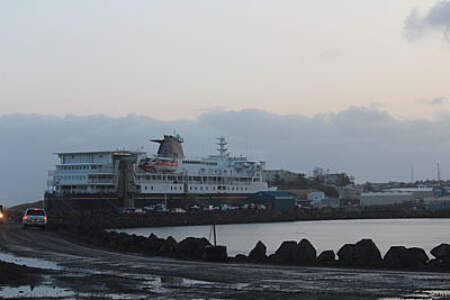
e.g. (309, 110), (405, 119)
(0, 252), (60, 270)
(0, 285), (74, 298)
(380, 289), (450, 300)
(0, 284), (149, 299)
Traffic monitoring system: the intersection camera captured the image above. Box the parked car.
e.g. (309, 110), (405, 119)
(23, 208), (47, 230)
(122, 207), (136, 214)
(143, 206), (156, 212)
(154, 204), (169, 212)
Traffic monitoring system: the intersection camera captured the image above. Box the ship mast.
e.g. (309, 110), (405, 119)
(217, 137), (228, 157)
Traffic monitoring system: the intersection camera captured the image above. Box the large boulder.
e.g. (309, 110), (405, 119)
(269, 241), (297, 265)
(232, 254), (249, 263)
(248, 241), (267, 263)
(405, 247), (428, 267)
(317, 250), (335, 264)
(294, 239), (316, 265)
(175, 237), (211, 259)
(430, 243), (450, 270)
(142, 233), (165, 255)
(384, 246), (428, 268)
(203, 245), (228, 262)
(384, 246), (409, 268)
(431, 244), (450, 260)
(353, 239), (382, 267)
(337, 240), (382, 267)
(337, 244), (356, 266)
(116, 234), (144, 251)
(158, 236), (178, 257)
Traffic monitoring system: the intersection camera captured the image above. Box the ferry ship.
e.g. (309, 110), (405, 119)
(44, 135), (271, 211)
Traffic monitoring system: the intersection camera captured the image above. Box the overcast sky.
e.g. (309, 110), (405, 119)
(1, 1), (449, 205)
(1, 1), (449, 120)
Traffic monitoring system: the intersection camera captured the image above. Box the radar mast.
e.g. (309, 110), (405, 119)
(217, 137), (228, 157)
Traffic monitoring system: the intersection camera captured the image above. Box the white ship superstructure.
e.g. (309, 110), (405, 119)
(135, 136), (268, 195)
(45, 135), (270, 210)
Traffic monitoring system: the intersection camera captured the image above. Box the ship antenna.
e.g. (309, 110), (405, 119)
(217, 137), (228, 157)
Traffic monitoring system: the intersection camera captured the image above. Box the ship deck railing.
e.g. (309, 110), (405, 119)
(51, 168), (116, 175)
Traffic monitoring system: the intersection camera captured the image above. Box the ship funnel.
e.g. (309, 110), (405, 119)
(151, 135), (185, 159)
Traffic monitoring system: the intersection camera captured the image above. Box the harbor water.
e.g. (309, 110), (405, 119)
(117, 218), (450, 256)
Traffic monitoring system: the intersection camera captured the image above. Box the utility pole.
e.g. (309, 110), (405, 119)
(437, 162), (441, 184)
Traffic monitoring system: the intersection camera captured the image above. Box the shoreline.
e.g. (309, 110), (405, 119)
(1, 222), (450, 299)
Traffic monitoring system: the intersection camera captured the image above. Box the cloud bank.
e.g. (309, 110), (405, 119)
(405, 1), (450, 42)
(1, 108), (450, 206)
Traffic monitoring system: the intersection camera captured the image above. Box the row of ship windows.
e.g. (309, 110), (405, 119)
(137, 175), (255, 182)
(182, 160), (218, 166)
(143, 185), (248, 191)
(59, 185), (114, 190)
(57, 165), (103, 170)
(55, 175), (87, 180)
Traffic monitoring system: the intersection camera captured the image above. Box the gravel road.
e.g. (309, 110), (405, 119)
(1, 223), (450, 299)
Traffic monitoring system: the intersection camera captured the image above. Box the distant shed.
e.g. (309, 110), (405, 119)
(249, 191), (296, 210)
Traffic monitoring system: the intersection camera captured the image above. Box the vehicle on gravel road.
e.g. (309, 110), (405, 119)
(23, 208), (47, 229)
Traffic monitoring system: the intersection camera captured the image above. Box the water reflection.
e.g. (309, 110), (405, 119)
(117, 218), (450, 256)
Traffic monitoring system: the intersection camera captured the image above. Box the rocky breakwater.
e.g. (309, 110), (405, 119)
(230, 238), (450, 272)
(72, 226), (228, 262)
(84, 230), (450, 271)
(55, 218), (450, 272)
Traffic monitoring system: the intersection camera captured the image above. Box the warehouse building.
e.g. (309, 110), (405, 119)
(249, 191), (297, 210)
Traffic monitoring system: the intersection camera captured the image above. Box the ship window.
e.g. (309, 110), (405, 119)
(195, 187), (197, 190)
(206, 187), (208, 190)
(145, 186), (147, 191)
(151, 186), (153, 190)
(170, 186), (173, 190)
(213, 187), (215, 190)
(190, 187), (192, 190)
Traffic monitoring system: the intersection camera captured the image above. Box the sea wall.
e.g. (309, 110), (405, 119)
(45, 207), (450, 230)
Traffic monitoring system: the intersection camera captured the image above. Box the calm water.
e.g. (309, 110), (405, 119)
(117, 218), (450, 256)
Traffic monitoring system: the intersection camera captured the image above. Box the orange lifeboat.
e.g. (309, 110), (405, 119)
(139, 158), (178, 173)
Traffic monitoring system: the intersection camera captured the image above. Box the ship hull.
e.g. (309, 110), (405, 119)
(44, 192), (252, 211)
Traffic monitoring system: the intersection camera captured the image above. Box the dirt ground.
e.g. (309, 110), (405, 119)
(1, 223), (450, 299)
